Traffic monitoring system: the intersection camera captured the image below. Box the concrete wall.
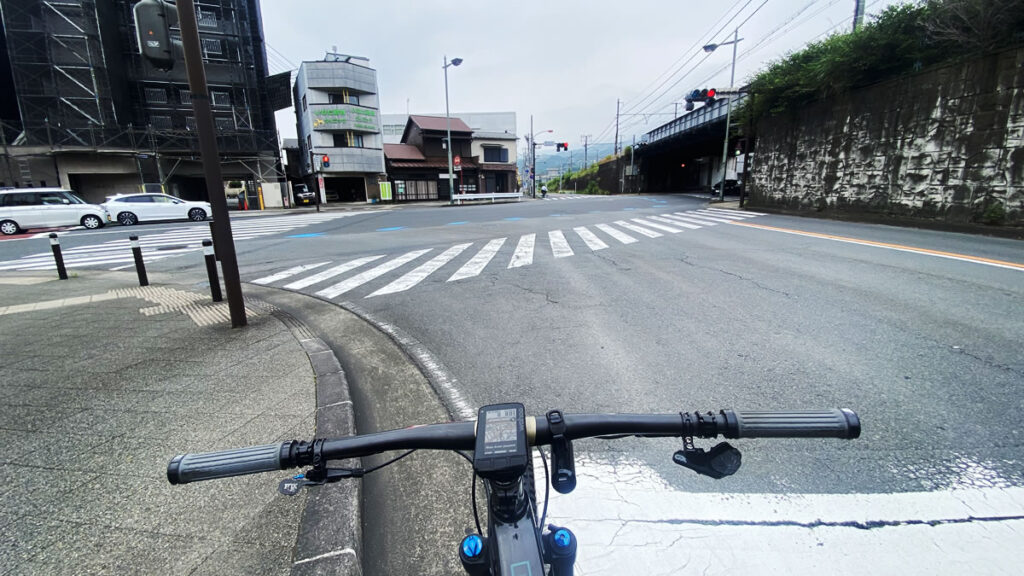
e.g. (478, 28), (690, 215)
(750, 47), (1024, 227)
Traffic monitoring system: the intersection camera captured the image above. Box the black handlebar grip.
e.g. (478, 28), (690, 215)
(167, 443), (288, 484)
(730, 409), (860, 439)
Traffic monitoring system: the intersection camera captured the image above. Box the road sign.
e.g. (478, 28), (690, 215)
(454, 155), (461, 167)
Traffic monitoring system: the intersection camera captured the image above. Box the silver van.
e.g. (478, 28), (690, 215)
(0, 188), (110, 235)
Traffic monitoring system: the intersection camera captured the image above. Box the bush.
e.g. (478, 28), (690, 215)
(744, 0), (1024, 122)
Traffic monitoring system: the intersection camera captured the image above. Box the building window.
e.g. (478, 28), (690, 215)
(150, 115), (172, 130)
(211, 91), (230, 107)
(197, 8), (217, 28)
(306, 134), (312, 153)
(215, 116), (234, 131)
(333, 132), (363, 148)
(144, 87), (167, 104)
(347, 94), (360, 106)
(483, 147), (508, 163)
(328, 93), (344, 104)
(202, 38), (222, 56)
(301, 94), (307, 111)
(185, 116), (197, 131)
(179, 89), (192, 105)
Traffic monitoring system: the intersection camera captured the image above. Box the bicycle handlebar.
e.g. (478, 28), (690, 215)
(167, 409), (859, 485)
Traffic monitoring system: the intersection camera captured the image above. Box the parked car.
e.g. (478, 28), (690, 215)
(102, 193), (211, 226)
(711, 179), (742, 195)
(294, 185), (316, 206)
(0, 188), (109, 235)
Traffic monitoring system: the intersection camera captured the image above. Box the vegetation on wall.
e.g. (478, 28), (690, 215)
(743, 0), (1024, 121)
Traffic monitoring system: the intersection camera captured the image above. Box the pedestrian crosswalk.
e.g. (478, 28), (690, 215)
(250, 208), (765, 300)
(0, 212), (371, 272)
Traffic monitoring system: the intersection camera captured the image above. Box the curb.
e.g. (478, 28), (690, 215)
(258, 303), (362, 576)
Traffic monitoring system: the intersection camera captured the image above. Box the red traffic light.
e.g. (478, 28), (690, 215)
(562, 142), (569, 150)
(706, 88), (716, 98)
(321, 154), (330, 168)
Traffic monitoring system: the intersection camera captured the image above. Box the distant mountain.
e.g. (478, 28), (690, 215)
(518, 143), (617, 180)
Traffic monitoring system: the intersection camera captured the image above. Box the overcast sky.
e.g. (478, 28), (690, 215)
(261, 0), (905, 152)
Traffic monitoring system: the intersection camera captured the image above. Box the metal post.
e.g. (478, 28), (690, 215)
(718, 28), (739, 203)
(208, 220), (220, 261)
(48, 233), (68, 280)
(444, 55), (455, 205)
(177, 0), (245, 327)
(202, 239), (222, 302)
(129, 235), (148, 286)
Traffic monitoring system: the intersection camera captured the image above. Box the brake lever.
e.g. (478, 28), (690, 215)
(672, 438), (742, 479)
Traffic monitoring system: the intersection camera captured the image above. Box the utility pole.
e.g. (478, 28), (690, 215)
(717, 28), (739, 203)
(581, 134), (591, 167)
(630, 135), (636, 194)
(530, 115), (536, 198)
(853, 0), (865, 32)
(614, 99), (621, 155)
(178, 0), (246, 327)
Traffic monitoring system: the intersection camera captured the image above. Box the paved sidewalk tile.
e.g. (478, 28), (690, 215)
(0, 273), (316, 576)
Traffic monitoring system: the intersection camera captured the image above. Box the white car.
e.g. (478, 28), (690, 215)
(0, 188), (109, 235)
(102, 193), (212, 226)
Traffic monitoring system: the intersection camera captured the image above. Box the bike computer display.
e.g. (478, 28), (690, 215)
(474, 403), (529, 482)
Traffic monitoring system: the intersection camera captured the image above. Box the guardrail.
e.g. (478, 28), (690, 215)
(452, 192), (522, 205)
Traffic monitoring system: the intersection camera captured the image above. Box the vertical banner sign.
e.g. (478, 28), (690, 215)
(317, 175), (326, 204)
(380, 182), (393, 201)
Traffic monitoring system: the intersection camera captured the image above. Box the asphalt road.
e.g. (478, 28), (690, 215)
(5, 193), (1022, 572)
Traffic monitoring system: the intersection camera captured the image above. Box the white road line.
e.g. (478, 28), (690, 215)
(694, 209), (748, 220)
(450, 238), (506, 281)
(509, 234), (536, 268)
(316, 249), (431, 299)
(631, 218), (683, 234)
(648, 215), (700, 230)
(662, 213), (716, 226)
(595, 223), (637, 244)
(574, 226), (608, 251)
(369, 243), (472, 297)
(282, 255), (386, 290)
(549, 230), (574, 258)
(705, 207), (766, 216)
(676, 211), (733, 223)
(252, 262), (331, 285)
(615, 220), (662, 238)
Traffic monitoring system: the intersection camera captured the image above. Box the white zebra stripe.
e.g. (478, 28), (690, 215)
(574, 226), (608, 251)
(595, 223), (637, 244)
(648, 215), (700, 230)
(316, 249), (431, 299)
(368, 244), (472, 297)
(283, 255), (386, 290)
(661, 213), (716, 226)
(252, 262), (331, 285)
(704, 207), (766, 216)
(615, 220), (662, 238)
(509, 234), (536, 268)
(694, 209), (747, 220)
(549, 230), (574, 258)
(676, 211), (733, 223)
(631, 218), (683, 234)
(450, 238), (506, 281)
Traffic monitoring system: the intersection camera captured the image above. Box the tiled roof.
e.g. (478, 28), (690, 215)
(383, 144), (426, 161)
(409, 115), (471, 133)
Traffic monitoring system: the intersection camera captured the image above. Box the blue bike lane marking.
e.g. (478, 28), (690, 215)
(376, 226), (407, 231)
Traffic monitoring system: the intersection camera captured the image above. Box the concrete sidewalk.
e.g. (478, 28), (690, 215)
(0, 272), (322, 575)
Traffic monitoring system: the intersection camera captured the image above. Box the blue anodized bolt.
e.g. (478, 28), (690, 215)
(462, 534), (483, 557)
(553, 529), (571, 548)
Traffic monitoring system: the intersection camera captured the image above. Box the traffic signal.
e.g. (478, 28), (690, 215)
(133, 0), (179, 70)
(706, 88), (717, 103)
(322, 155), (330, 168)
(556, 142), (568, 151)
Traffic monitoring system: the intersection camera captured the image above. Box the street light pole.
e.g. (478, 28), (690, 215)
(705, 28), (741, 203)
(443, 55), (462, 205)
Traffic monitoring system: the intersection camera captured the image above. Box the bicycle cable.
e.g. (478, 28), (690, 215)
(537, 447), (551, 530)
(452, 450), (484, 536)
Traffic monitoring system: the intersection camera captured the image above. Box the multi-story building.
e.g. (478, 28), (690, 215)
(0, 0), (287, 205)
(293, 55), (385, 203)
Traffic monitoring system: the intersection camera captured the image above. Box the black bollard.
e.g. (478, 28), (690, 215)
(129, 235), (148, 286)
(48, 233), (68, 280)
(202, 239), (222, 302)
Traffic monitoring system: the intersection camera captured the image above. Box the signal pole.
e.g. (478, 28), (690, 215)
(177, 0), (246, 327)
(614, 99), (621, 155)
(581, 134), (591, 167)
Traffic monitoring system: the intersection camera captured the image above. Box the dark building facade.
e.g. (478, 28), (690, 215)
(0, 0), (288, 205)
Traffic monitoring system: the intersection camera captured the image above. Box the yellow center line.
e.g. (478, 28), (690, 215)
(728, 221), (1024, 271)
